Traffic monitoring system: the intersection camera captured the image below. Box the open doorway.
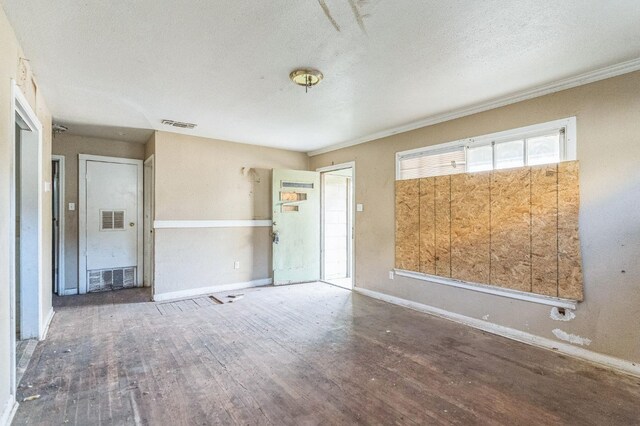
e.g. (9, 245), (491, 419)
(11, 82), (44, 393)
(51, 155), (65, 295)
(318, 163), (355, 290)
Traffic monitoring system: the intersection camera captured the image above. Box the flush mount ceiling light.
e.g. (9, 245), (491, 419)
(289, 69), (323, 93)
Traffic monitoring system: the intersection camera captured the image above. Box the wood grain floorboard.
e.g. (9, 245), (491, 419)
(12, 283), (640, 425)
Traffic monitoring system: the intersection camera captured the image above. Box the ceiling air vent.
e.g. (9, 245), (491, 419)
(161, 119), (197, 129)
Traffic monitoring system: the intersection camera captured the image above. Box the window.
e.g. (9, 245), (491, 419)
(396, 118), (576, 180)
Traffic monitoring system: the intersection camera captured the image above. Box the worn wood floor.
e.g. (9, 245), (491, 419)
(13, 283), (640, 425)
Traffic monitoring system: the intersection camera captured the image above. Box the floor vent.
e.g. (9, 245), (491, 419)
(88, 267), (136, 292)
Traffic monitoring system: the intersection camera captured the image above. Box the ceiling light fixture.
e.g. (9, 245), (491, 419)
(289, 69), (323, 93)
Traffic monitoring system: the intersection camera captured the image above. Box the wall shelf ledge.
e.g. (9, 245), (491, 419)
(393, 269), (578, 310)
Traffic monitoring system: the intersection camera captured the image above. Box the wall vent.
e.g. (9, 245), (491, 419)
(88, 267), (136, 292)
(161, 119), (197, 129)
(101, 210), (125, 230)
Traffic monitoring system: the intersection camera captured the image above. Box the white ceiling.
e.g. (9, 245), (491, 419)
(3, 0), (640, 151)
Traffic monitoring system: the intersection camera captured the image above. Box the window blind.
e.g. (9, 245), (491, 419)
(398, 147), (465, 180)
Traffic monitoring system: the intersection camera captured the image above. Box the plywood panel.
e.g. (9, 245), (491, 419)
(434, 176), (451, 277)
(490, 168), (531, 291)
(450, 172), (491, 283)
(395, 179), (420, 271)
(419, 178), (436, 275)
(558, 161), (583, 300)
(531, 164), (558, 296)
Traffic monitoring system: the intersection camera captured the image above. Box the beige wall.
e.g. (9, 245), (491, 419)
(145, 131), (155, 160)
(152, 131), (308, 297)
(0, 7), (52, 417)
(52, 133), (145, 292)
(310, 71), (640, 364)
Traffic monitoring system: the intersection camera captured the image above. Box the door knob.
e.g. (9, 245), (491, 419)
(130, 222), (135, 227)
(272, 231), (279, 244)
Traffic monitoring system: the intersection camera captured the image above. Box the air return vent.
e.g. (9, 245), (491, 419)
(161, 119), (197, 129)
(88, 267), (136, 292)
(101, 210), (125, 230)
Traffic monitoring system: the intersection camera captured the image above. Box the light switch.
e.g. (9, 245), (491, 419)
(44, 181), (51, 192)
(234, 261), (240, 269)
(356, 203), (364, 212)
(68, 202), (75, 211)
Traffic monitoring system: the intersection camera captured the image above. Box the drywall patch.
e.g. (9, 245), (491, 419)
(550, 307), (576, 321)
(552, 328), (591, 346)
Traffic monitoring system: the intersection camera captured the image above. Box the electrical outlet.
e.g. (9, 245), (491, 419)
(68, 202), (76, 211)
(356, 203), (364, 212)
(389, 270), (394, 280)
(234, 261), (240, 269)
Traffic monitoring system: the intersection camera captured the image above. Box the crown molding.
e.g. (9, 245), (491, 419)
(307, 57), (640, 157)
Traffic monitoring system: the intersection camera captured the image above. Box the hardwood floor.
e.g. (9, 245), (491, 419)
(13, 283), (640, 425)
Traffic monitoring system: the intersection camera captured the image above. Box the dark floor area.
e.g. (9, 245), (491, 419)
(13, 283), (640, 425)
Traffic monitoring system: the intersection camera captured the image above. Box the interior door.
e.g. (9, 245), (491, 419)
(272, 169), (320, 285)
(86, 160), (139, 292)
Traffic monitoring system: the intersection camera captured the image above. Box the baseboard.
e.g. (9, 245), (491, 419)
(0, 395), (18, 426)
(354, 287), (640, 378)
(40, 308), (55, 340)
(153, 278), (273, 302)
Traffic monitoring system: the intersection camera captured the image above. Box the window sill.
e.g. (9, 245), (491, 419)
(393, 269), (577, 310)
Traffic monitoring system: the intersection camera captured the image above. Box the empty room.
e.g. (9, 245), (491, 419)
(1, 1), (640, 425)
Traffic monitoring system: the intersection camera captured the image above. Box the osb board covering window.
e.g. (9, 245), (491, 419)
(395, 161), (583, 300)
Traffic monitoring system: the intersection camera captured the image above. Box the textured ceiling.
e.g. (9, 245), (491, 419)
(2, 0), (640, 150)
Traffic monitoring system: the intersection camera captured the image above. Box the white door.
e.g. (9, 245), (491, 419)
(272, 169), (320, 285)
(84, 158), (142, 292)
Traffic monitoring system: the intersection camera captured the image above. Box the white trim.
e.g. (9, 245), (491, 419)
(355, 287), (640, 378)
(395, 117), (577, 180)
(78, 154), (144, 294)
(0, 396), (18, 426)
(394, 269), (577, 310)
(154, 219), (273, 229)
(40, 308), (55, 341)
(60, 288), (78, 296)
(152, 278), (273, 302)
(317, 161), (356, 290)
(9, 80), (44, 404)
(51, 155), (66, 295)
(308, 57), (640, 156)
(144, 155), (155, 290)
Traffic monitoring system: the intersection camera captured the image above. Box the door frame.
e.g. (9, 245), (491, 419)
(51, 155), (67, 295)
(316, 161), (356, 289)
(78, 154), (144, 294)
(9, 80), (44, 403)
(143, 155), (155, 291)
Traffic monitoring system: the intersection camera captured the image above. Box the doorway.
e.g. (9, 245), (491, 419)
(51, 155), (65, 295)
(318, 163), (355, 290)
(79, 155), (143, 294)
(11, 82), (44, 398)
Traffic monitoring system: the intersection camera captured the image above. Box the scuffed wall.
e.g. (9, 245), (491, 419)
(0, 6), (53, 418)
(152, 131), (308, 297)
(309, 71), (640, 364)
